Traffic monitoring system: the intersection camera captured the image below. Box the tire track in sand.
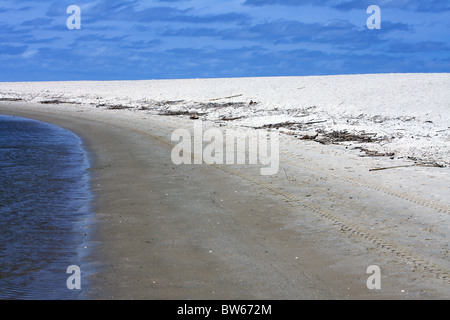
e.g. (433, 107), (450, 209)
(114, 122), (450, 284)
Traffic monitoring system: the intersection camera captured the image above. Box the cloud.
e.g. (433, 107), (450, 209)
(22, 49), (38, 58)
(388, 41), (450, 53)
(75, 34), (128, 43)
(160, 18), (412, 52)
(0, 5), (31, 13)
(243, 0), (450, 12)
(156, 0), (191, 2)
(21, 18), (54, 27)
(0, 44), (28, 56)
(46, 0), (250, 25)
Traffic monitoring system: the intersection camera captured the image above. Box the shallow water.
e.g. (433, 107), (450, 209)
(0, 114), (93, 299)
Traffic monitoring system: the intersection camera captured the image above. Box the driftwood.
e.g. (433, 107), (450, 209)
(303, 120), (327, 125)
(370, 163), (444, 172)
(299, 133), (318, 140)
(41, 100), (81, 105)
(220, 116), (244, 121)
(0, 97), (22, 101)
(159, 110), (206, 117)
(369, 164), (418, 171)
(209, 94), (243, 101)
(107, 104), (133, 110)
(40, 100), (65, 104)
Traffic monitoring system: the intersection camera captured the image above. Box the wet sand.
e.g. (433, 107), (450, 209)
(1, 101), (448, 300)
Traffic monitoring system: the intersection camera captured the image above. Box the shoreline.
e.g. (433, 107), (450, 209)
(1, 101), (449, 300)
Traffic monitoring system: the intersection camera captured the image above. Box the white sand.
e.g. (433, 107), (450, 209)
(1, 73), (449, 166)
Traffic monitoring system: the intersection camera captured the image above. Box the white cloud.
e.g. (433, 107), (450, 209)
(22, 49), (38, 58)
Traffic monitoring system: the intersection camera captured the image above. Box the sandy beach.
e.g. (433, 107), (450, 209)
(0, 74), (449, 299)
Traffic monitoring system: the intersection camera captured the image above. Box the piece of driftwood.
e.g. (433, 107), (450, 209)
(41, 99), (81, 105)
(369, 163), (444, 171)
(159, 110), (206, 117)
(209, 94), (243, 101)
(303, 120), (327, 125)
(369, 164), (418, 171)
(0, 97), (22, 101)
(107, 104), (133, 110)
(220, 116), (244, 121)
(40, 100), (65, 104)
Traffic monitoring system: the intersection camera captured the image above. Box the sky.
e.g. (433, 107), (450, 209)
(0, 0), (449, 81)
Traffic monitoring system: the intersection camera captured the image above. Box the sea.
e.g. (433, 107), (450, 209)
(0, 114), (93, 299)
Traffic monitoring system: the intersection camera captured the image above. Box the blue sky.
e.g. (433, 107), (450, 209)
(0, 0), (449, 81)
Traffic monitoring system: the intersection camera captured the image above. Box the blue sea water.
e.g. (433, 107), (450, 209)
(0, 114), (93, 299)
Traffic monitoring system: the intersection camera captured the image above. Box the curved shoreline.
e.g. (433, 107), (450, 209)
(0, 102), (342, 299)
(1, 101), (448, 300)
